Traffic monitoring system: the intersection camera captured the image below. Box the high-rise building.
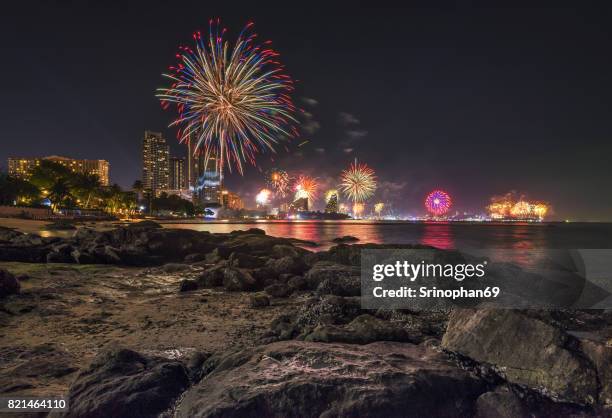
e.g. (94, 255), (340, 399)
(194, 153), (222, 206)
(221, 190), (244, 210)
(325, 192), (339, 213)
(8, 156), (110, 186)
(169, 157), (187, 190)
(142, 131), (169, 192)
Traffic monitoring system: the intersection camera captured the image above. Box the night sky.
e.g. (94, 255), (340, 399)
(2, 1), (611, 220)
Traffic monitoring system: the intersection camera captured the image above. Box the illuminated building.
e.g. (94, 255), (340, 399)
(169, 157), (187, 190)
(290, 197), (308, 212)
(325, 192), (339, 213)
(8, 156), (110, 186)
(142, 131), (169, 192)
(221, 190), (244, 210)
(195, 153), (221, 205)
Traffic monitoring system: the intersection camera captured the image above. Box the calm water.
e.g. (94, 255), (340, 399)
(160, 221), (612, 251)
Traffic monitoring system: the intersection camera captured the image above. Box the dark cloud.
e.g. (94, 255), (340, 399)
(345, 129), (368, 139)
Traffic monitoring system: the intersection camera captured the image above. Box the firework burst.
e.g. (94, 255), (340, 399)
(339, 160), (377, 204)
(267, 169), (290, 197)
(425, 190), (452, 216)
(255, 188), (272, 206)
(374, 202), (385, 215)
(294, 175), (318, 205)
(157, 19), (298, 179)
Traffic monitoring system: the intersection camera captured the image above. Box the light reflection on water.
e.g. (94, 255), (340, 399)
(162, 220), (612, 251)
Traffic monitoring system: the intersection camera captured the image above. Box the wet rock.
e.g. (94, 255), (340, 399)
(332, 235), (359, 243)
(175, 340), (486, 418)
(442, 309), (598, 405)
(266, 255), (308, 276)
(179, 279), (199, 292)
(304, 261), (359, 290)
(271, 244), (309, 259)
(161, 263), (191, 273)
(249, 293), (270, 308)
(580, 337), (612, 407)
(222, 267), (257, 292)
(184, 253), (207, 263)
(51, 347), (188, 418)
(305, 314), (417, 345)
(47, 243), (76, 263)
(264, 283), (292, 298)
(474, 386), (528, 418)
(197, 264), (226, 287)
(0, 269), (20, 298)
(228, 252), (267, 269)
(315, 273), (360, 297)
(287, 275), (307, 291)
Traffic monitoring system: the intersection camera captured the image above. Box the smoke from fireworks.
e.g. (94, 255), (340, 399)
(267, 169), (290, 197)
(255, 188), (272, 206)
(157, 19), (298, 179)
(488, 192), (549, 220)
(425, 190), (452, 216)
(339, 160), (377, 204)
(294, 175), (318, 205)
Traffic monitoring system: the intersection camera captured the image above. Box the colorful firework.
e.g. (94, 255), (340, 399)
(374, 202), (385, 215)
(294, 175), (318, 205)
(352, 203), (365, 217)
(487, 192), (549, 220)
(339, 160), (377, 204)
(425, 190), (452, 216)
(255, 188), (272, 206)
(157, 19), (298, 179)
(267, 169), (290, 197)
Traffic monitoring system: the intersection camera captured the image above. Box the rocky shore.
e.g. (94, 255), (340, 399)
(1, 222), (611, 417)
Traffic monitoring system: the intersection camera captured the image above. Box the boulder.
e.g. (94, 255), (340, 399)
(264, 283), (292, 298)
(52, 347), (189, 418)
(161, 263), (191, 273)
(305, 314), (417, 344)
(184, 253), (207, 263)
(580, 337), (612, 407)
(287, 275), (307, 291)
(223, 268), (257, 292)
(228, 252), (267, 269)
(179, 279), (199, 292)
(266, 256), (308, 276)
(442, 309), (598, 405)
(0, 269), (20, 298)
(175, 340), (486, 417)
(249, 293), (270, 308)
(474, 386), (528, 418)
(304, 261), (359, 290)
(197, 264), (226, 287)
(332, 235), (360, 243)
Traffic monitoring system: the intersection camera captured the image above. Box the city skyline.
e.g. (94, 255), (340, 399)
(1, 2), (611, 220)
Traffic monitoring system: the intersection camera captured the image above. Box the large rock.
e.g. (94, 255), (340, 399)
(266, 256), (308, 276)
(304, 261), (359, 290)
(0, 269), (20, 299)
(53, 347), (189, 418)
(222, 267), (257, 292)
(305, 314), (417, 344)
(176, 340), (486, 417)
(580, 337), (612, 407)
(442, 309), (598, 405)
(474, 386), (527, 418)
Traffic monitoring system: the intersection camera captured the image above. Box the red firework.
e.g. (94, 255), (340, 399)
(425, 190), (452, 216)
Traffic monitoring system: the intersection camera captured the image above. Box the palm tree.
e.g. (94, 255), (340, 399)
(73, 173), (101, 208)
(48, 178), (73, 211)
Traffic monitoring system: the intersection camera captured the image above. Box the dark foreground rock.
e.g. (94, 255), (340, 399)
(0, 268), (20, 298)
(51, 347), (189, 418)
(442, 309), (600, 406)
(176, 340), (487, 418)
